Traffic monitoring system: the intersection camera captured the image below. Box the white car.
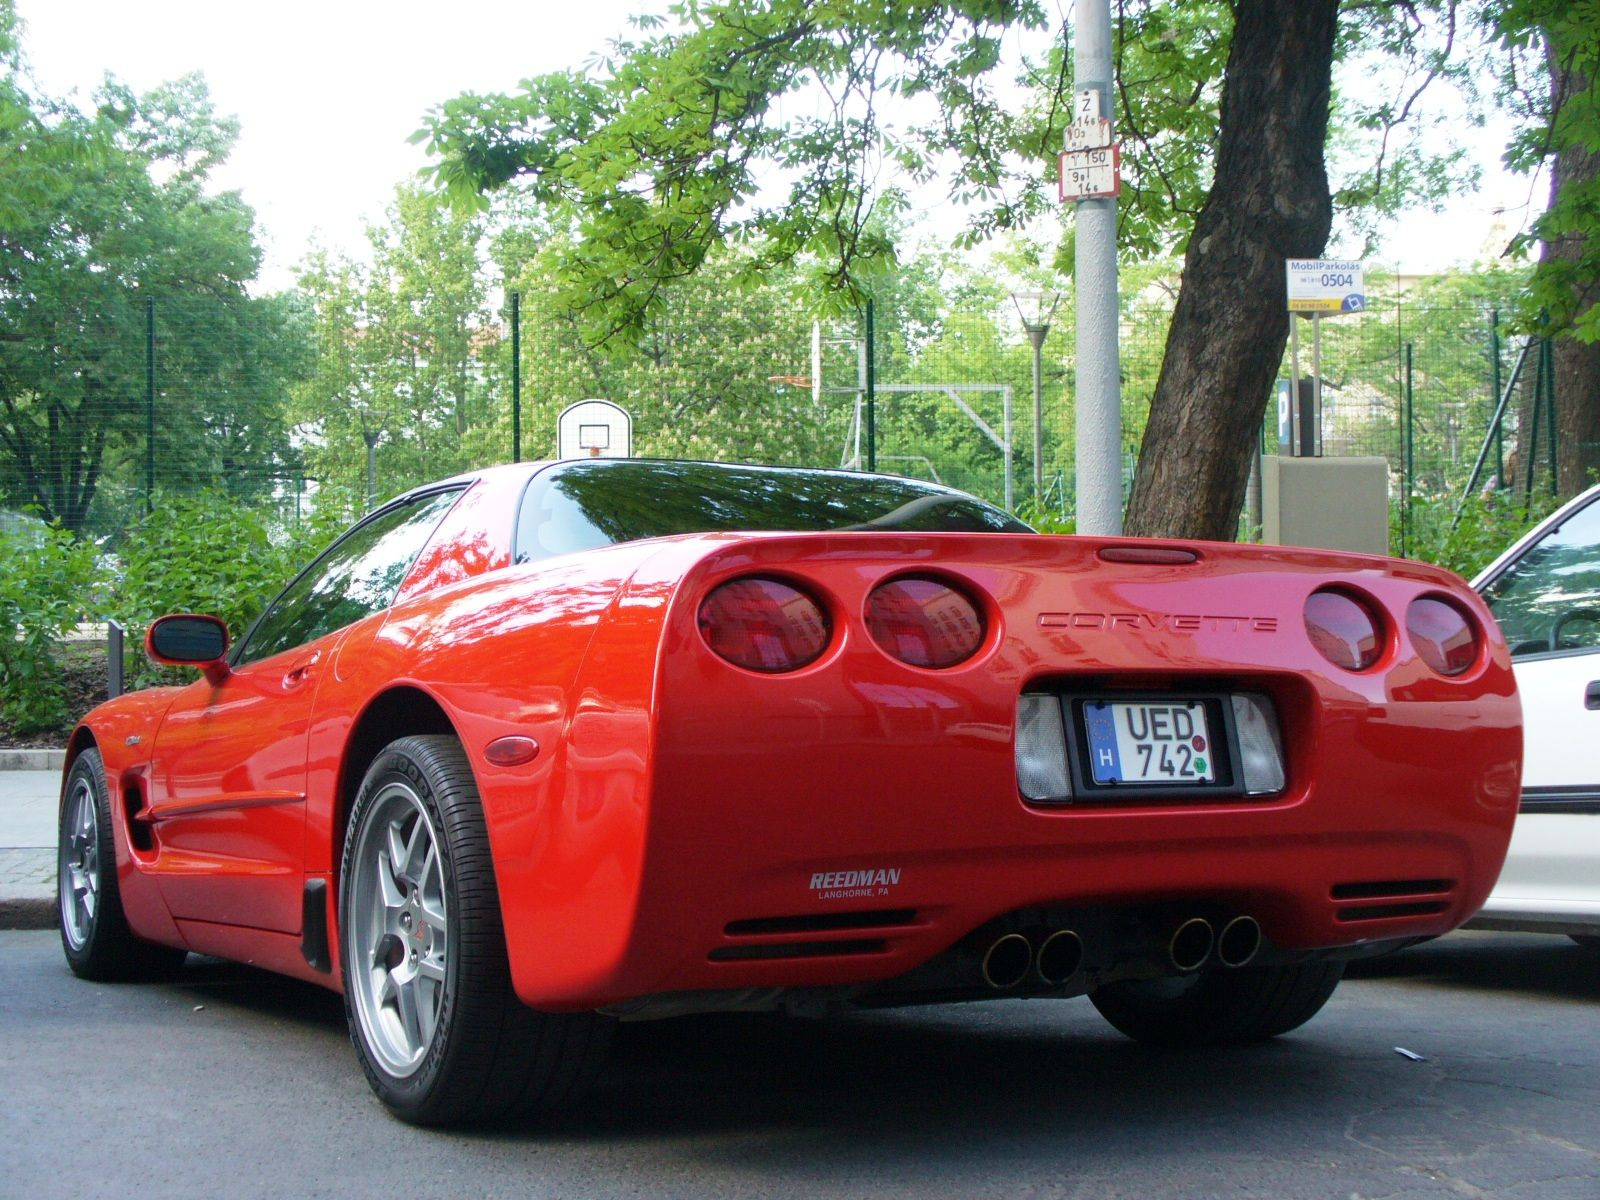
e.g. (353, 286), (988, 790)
(1471, 485), (1600, 949)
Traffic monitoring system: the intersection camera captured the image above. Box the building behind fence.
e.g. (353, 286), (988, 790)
(0, 275), (1556, 558)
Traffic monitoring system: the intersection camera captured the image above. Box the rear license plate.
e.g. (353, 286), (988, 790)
(1083, 700), (1215, 786)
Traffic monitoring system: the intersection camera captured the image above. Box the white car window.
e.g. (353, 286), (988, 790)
(1481, 496), (1600, 658)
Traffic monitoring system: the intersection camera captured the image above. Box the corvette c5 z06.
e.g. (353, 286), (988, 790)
(58, 459), (1520, 1125)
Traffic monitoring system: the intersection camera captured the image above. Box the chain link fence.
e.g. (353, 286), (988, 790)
(0, 280), (1554, 552)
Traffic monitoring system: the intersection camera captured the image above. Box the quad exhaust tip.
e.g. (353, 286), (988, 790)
(1168, 917), (1215, 973)
(981, 933), (1033, 989)
(1217, 915), (1263, 968)
(1034, 929), (1084, 985)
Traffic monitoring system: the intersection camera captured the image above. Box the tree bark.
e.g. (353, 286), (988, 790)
(1548, 43), (1600, 498)
(1123, 0), (1339, 540)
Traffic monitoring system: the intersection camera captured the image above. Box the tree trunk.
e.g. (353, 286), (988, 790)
(1548, 43), (1600, 498)
(1123, 0), (1339, 540)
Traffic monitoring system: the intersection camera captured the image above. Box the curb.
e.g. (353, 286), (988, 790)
(0, 749), (65, 771)
(0, 896), (56, 931)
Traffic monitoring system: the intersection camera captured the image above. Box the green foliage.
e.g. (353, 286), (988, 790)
(109, 489), (357, 687)
(114, 493), (296, 639)
(0, 525), (106, 733)
(418, 0), (1489, 345)
(417, 0), (1054, 343)
(1395, 489), (1559, 578)
(0, 12), (300, 537)
(1487, 0), (1600, 341)
(1013, 497), (1075, 534)
(292, 186), (493, 507)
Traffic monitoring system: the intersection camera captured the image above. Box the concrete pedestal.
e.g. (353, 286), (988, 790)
(1262, 456), (1389, 555)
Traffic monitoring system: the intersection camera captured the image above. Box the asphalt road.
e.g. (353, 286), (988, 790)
(2, 929), (1596, 1200)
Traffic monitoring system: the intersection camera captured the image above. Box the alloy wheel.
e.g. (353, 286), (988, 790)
(346, 781), (450, 1078)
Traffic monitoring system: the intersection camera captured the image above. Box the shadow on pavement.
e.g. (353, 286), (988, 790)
(1345, 930), (1600, 1002)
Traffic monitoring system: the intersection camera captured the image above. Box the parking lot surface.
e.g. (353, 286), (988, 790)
(2, 928), (1596, 1199)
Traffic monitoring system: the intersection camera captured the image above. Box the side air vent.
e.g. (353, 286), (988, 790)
(1330, 878), (1455, 923)
(723, 909), (919, 937)
(709, 940), (888, 962)
(122, 781), (156, 852)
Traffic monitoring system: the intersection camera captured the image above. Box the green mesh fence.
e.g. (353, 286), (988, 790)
(0, 283), (1550, 548)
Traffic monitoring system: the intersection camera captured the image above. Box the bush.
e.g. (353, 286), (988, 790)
(1394, 490), (1558, 580)
(110, 490), (356, 687)
(0, 526), (107, 734)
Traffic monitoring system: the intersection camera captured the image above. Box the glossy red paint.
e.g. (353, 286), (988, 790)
(67, 463), (1521, 1013)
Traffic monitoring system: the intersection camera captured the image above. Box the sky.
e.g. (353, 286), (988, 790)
(13, 0), (1541, 291)
(13, 0), (652, 289)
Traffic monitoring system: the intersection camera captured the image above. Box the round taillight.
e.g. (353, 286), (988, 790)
(1304, 589), (1383, 671)
(865, 576), (986, 668)
(698, 577), (831, 672)
(1407, 596), (1479, 676)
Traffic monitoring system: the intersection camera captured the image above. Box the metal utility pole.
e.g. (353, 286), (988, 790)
(1071, 0), (1122, 534)
(1011, 291), (1060, 504)
(511, 291), (522, 463)
(145, 297), (156, 515)
(864, 299), (877, 473)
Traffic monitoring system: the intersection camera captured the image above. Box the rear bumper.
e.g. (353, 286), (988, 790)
(493, 534), (1521, 1009)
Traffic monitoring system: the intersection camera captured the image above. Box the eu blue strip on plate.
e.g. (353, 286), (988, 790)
(1084, 702), (1122, 783)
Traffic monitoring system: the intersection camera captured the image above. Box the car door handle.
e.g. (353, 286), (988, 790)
(283, 652), (322, 692)
(1586, 681), (1600, 710)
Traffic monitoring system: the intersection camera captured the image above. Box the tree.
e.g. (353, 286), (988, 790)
(0, 26), (296, 535)
(1490, 1), (1600, 496)
(291, 187), (495, 507)
(1124, 2), (1339, 537)
(417, 0), (1482, 538)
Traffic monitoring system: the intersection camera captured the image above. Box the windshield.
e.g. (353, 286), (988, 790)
(514, 460), (1030, 563)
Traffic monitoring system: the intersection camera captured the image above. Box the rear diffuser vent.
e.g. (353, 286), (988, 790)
(723, 909), (919, 937)
(1336, 901), (1450, 923)
(709, 940), (887, 962)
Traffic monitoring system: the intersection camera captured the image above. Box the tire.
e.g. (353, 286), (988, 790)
(339, 734), (611, 1127)
(1089, 961), (1345, 1047)
(58, 748), (187, 981)
(1569, 935), (1600, 951)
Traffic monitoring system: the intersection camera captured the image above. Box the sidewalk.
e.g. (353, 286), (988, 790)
(0, 751), (63, 931)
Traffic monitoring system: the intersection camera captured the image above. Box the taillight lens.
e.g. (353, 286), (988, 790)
(865, 576), (986, 668)
(698, 577), (831, 672)
(1407, 596), (1479, 676)
(1304, 589), (1383, 671)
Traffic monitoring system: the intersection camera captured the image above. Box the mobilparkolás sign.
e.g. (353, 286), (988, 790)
(1285, 259), (1366, 315)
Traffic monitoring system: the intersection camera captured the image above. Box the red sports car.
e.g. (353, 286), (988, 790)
(57, 459), (1521, 1125)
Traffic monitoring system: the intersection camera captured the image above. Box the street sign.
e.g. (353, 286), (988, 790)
(1285, 259), (1366, 315)
(1062, 118), (1115, 152)
(1059, 145), (1121, 200)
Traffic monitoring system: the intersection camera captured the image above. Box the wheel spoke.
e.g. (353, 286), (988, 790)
(376, 851), (405, 915)
(401, 816), (430, 884)
(393, 967), (423, 1051)
(414, 973), (440, 1046)
(418, 892), (447, 937)
(386, 821), (410, 885)
(75, 868), (97, 922)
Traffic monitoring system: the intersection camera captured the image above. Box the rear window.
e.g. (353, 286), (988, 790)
(515, 460), (1029, 564)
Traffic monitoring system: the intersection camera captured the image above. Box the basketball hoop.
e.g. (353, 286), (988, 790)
(557, 400), (632, 460)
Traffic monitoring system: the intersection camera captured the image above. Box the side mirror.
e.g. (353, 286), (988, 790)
(146, 614), (231, 684)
